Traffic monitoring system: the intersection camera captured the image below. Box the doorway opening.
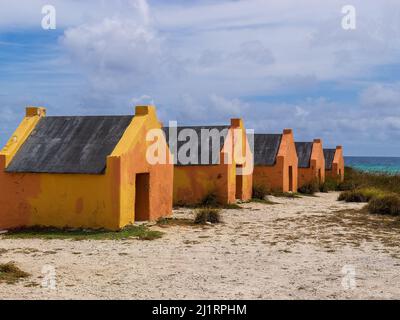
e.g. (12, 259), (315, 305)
(318, 169), (322, 183)
(135, 173), (150, 221)
(288, 166), (293, 192)
(235, 165), (243, 199)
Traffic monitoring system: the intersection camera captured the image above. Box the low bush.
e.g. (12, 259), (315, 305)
(252, 184), (269, 200)
(194, 208), (222, 224)
(319, 178), (339, 193)
(298, 181), (319, 195)
(200, 192), (219, 207)
(336, 180), (355, 191)
(367, 195), (400, 216)
(338, 190), (369, 202)
(338, 188), (384, 203)
(0, 262), (30, 284)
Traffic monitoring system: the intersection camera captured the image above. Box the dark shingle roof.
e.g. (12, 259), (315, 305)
(253, 134), (282, 166)
(162, 126), (229, 165)
(295, 142), (313, 168)
(6, 116), (133, 174)
(323, 149), (336, 170)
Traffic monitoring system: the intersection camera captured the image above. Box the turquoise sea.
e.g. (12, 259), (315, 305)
(345, 157), (400, 174)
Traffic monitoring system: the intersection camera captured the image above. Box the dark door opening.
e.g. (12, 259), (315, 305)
(318, 169), (322, 183)
(288, 166), (293, 192)
(135, 173), (150, 221)
(235, 165), (243, 199)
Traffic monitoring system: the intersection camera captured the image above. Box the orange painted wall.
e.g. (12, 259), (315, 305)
(173, 163), (234, 205)
(298, 139), (325, 188)
(253, 129), (298, 193)
(172, 118), (253, 205)
(326, 146), (345, 182)
(0, 106), (173, 231)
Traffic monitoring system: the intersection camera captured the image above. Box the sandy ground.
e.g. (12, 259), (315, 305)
(1, 192), (400, 300)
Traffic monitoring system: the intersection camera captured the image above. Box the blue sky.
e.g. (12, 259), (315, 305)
(0, 0), (400, 156)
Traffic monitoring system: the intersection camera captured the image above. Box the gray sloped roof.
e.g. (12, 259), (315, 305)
(295, 142), (313, 168)
(253, 134), (282, 166)
(323, 148), (336, 170)
(6, 116), (133, 174)
(162, 126), (229, 165)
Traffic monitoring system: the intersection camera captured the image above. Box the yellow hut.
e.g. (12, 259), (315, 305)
(0, 106), (173, 231)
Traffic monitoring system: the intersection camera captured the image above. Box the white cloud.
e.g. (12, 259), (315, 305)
(2, 0), (400, 155)
(61, 17), (164, 89)
(209, 94), (249, 115)
(57, 0), (400, 100)
(295, 106), (309, 117)
(360, 83), (400, 109)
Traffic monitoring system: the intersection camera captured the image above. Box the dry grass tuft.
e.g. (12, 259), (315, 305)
(194, 208), (222, 225)
(367, 195), (400, 216)
(252, 184), (269, 200)
(298, 181), (319, 195)
(3, 225), (163, 241)
(0, 262), (30, 284)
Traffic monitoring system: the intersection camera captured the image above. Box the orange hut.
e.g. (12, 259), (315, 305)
(253, 129), (298, 192)
(295, 139), (325, 188)
(324, 146), (345, 182)
(163, 119), (253, 206)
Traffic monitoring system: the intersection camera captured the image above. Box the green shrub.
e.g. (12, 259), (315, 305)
(319, 177), (339, 193)
(194, 208), (222, 224)
(336, 181), (355, 191)
(319, 183), (329, 193)
(298, 181), (319, 195)
(200, 192), (219, 207)
(342, 167), (400, 194)
(367, 195), (400, 216)
(338, 190), (369, 202)
(252, 184), (269, 200)
(337, 188), (384, 203)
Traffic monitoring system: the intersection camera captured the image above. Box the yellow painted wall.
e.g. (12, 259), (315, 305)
(0, 106), (173, 231)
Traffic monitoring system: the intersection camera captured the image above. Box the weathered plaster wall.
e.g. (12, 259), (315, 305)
(173, 163), (234, 205)
(0, 106), (173, 231)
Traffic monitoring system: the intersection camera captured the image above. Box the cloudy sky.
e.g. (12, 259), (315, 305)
(0, 0), (399, 156)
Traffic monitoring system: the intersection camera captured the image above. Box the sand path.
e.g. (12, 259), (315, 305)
(1, 192), (400, 299)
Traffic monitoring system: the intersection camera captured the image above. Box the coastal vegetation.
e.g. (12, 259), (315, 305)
(298, 181), (319, 195)
(338, 167), (400, 215)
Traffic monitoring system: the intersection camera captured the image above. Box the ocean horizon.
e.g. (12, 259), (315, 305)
(345, 156), (400, 174)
